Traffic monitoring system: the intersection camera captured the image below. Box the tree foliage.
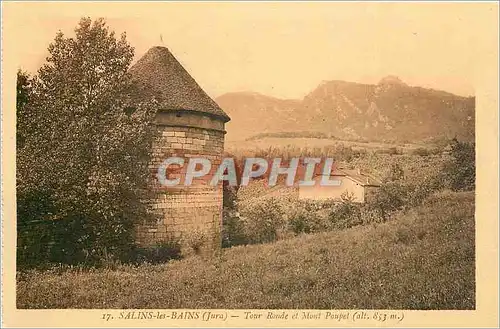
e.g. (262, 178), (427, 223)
(16, 70), (33, 148)
(17, 17), (158, 267)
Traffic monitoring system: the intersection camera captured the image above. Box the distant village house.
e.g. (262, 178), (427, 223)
(298, 169), (381, 203)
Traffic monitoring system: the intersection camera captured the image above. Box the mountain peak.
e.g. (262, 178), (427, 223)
(220, 78), (474, 143)
(378, 75), (407, 86)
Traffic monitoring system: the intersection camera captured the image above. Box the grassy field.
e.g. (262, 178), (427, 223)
(17, 190), (474, 309)
(226, 137), (432, 155)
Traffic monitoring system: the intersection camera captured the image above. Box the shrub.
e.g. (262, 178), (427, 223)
(240, 197), (286, 244)
(16, 188), (58, 268)
(288, 208), (314, 235)
(286, 201), (323, 235)
(328, 192), (363, 230)
(222, 212), (247, 248)
(17, 191), (139, 268)
(222, 183), (247, 248)
(336, 145), (356, 161)
(383, 163), (405, 182)
(127, 240), (182, 265)
(406, 174), (442, 208)
(287, 201), (315, 235)
(388, 147), (400, 155)
(376, 147), (400, 156)
(359, 206), (384, 225)
(442, 138), (475, 191)
(412, 147), (430, 157)
(181, 231), (208, 257)
(368, 182), (409, 220)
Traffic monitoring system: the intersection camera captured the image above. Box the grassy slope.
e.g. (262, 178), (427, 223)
(17, 191), (475, 309)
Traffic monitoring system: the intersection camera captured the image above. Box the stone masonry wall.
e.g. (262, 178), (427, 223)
(136, 124), (225, 254)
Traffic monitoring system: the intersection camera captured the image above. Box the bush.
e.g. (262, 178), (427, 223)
(222, 183), (247, 248)
(288, 207), (313, 235)
(328, 192), (363, 230)
(222, 213), (247, 248)
(240, 197), (286, 244)
(181, 231), (209, 257)
(16, 188), (58, 268)
(406, 174), (442, 208)
(17, 187), (136, 268)
(286, 200), (328, 234)
(412, 147), (430, 157)
(368, 182), (409, 220)
(388, 147), (400, 155)
(359, 206), (384, 225)
(383, 163), (405, 182)
(127, 240), (182, 265)
(442, 138), (475, 191)
(376, 147), (400, 156)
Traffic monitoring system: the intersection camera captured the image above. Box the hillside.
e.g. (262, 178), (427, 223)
(17, 191), (474, 309)
(216, 77), (475, 143)
(216, 92), (303, 142)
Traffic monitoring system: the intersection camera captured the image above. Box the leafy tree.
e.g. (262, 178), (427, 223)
(442, 138), (475, 191)
(16, 70), (32, 148)
(16, 70), (31, 108)
(17, 17), (158, 266)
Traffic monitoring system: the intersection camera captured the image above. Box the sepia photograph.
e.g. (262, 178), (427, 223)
(1, 1), (498, 327)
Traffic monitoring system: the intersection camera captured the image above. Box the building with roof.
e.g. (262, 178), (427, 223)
(298, 169), (382, 203)
(130, 46), (230, 253)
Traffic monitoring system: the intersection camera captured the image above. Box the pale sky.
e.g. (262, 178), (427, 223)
(5, 2), (498, 99)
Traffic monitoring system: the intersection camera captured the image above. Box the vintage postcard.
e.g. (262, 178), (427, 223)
(1, 1), (498, 328)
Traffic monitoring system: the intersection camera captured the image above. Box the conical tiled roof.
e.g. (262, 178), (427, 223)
(129, 46), (230, 122)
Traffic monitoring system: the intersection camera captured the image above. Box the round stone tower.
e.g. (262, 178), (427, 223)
(129, 46), (230, 254)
